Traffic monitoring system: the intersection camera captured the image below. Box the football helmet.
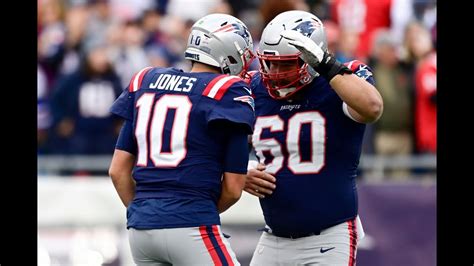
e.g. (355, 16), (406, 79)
(258, 10), (327, 99)
(184, 13), (255, 78)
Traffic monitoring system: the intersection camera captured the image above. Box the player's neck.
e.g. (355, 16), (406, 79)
(190, 62), (221, 74)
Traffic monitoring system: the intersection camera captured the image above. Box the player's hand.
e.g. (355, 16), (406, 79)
(244, 163), (276, 198)
(280, 30), (325, 69)
(281, 30), (352, 81)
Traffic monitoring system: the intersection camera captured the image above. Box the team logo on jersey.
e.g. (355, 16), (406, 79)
(292, 20), (322, 38)
(280, 104), (301, 111)
(213, 23), (251, 45)
(354, 65), (373, 81)
(233, 95), (255, 111)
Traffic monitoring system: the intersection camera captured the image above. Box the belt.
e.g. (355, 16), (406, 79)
(261, 218), (354, 239)
(260, 227), (321, 239)
(271, 230), (321, 239)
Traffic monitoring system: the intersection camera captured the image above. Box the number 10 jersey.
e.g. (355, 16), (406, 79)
(110, 67), (255, 229)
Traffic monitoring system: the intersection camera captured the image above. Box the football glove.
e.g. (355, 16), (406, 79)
(280, 30), (352, 81)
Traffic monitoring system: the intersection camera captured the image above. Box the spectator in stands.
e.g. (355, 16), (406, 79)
(260, 0), (308, 26)
(330, 0), (414, 61)
(108, 19), (151, 88)
(370, 29), (413, 178)
(57, 2), (89, 76)
(38, 0), (67, 86)
(49, 38), (123, 155)
(403, 21), (436, 153)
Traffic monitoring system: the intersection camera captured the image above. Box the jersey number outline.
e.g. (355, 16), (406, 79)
(252, 111), (326, 174)
(135, 93), (192, 167)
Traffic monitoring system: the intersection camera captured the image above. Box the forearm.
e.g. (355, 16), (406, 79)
(217, 190), (240, 214)
(111, 174), (136, 207)
(329, 74), (383, 123)
(217, 172), (246, 213)
(109, 149), (136, 207)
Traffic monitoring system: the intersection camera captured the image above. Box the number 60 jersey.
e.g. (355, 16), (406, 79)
(110, 67), (255, 228)
(250, 61), (375, 235)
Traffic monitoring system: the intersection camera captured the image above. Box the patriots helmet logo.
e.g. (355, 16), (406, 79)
(292, 20), (322, 38)
(213, 23), (252, 45)
(233, 95), (255, 111)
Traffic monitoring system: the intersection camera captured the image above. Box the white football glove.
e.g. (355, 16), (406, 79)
(280, 30), (325, 69)
(280, 30), (353, 81)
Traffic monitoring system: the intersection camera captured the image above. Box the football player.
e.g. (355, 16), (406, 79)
(244, 10), (383, 265)
(108, 13), (255, 266)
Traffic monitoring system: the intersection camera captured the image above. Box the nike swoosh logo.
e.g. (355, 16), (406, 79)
(243, 87), (252, 95)
(320, 247), (335, 253)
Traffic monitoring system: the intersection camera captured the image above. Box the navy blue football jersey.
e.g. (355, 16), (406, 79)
(250, 60), (375, 235)
(110, 67), (255, 229)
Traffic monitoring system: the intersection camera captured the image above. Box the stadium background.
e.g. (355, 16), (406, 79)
(37, 0), (437, 265)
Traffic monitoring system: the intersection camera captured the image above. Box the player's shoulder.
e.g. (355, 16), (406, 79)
(344, 60), (374, 82)
(128, 66), (156, 92)
(201, 74), (250, 101)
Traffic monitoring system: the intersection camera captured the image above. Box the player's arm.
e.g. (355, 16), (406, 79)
(204, 77), (257, 211)
(281, 30), (383, 123)
(219, 172), (246, 213)
(216, 123), (249, 214)
(329, 74), (383, 123)
(108, 120), (137, 207)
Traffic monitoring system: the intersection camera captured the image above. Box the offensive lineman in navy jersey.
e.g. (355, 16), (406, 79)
(244, 11), (383, 265)
(108, 14), (255, 266)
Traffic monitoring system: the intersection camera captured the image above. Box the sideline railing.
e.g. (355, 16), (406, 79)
(38, 154), (436, 180)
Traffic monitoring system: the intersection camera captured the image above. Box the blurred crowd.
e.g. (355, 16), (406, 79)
(37, 0), (437, 158)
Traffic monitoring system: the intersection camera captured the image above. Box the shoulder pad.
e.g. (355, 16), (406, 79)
(202, 75), (243, 100)
(128, 66), (153, 92)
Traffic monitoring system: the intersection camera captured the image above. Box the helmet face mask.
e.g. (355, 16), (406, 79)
(184, 14), (255, 78)
(258, 52), (312, 99)
(257, 10), (327, 99)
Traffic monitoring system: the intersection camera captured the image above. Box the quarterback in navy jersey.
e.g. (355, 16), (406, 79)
(244, 11), (383, 265)
(108, 14), (255, 266)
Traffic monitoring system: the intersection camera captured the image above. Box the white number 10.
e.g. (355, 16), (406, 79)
(135, 93), (192, 167)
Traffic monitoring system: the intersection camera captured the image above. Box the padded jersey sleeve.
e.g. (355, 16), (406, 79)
(203, 76), (256, 134)
(115, 119), (137, 155)
(344, 60), (376, 86)
(110, 87), (135, 120)
(109, 66), (153, 121)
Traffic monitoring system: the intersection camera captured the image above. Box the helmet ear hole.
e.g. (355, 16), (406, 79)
(227, 56), (238, 64)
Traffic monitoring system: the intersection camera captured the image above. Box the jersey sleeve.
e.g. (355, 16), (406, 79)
(110, 87), (135, 120)
(345, 60), (376, 86)
(109, 66), (153, 120)
(115, 119), (137, 155)
(203, 77), (255, 134)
